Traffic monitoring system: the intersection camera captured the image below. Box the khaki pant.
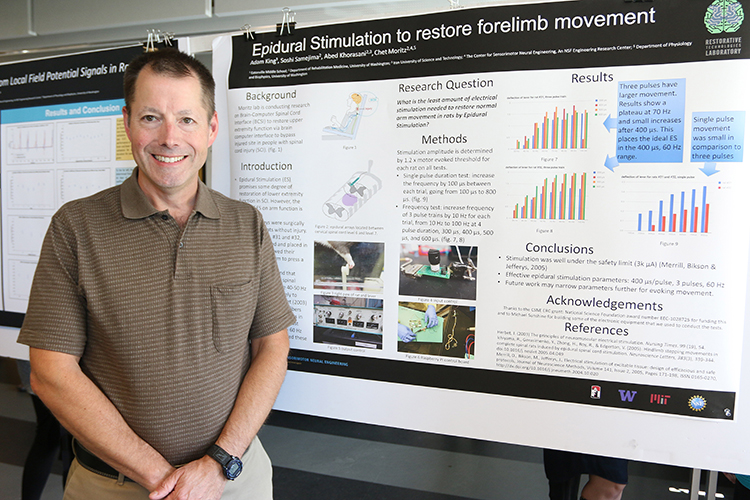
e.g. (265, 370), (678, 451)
(63, 437), (273, 500)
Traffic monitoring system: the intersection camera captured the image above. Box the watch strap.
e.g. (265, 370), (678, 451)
(207, 444), (232, 467)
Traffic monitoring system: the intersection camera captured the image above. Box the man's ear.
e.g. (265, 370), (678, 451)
(208, 110), (219, 147)
(122, 106), (132, 141)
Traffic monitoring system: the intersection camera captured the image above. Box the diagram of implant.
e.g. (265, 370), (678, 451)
(323, 160), (381, 221)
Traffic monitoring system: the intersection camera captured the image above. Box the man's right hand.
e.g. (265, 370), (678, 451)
(149, 455), (227, 500)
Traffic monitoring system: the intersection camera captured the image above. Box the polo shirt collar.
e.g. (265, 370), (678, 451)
(121, 167), (220, 220)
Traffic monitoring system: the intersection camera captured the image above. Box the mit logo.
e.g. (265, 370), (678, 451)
(650, 394), (671, 405)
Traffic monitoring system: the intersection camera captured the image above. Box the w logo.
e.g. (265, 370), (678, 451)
(619, 390), (637, 402)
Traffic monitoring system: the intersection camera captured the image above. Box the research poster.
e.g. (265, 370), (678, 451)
(0, 46), (143, 317)
(218, 0), (750, 469)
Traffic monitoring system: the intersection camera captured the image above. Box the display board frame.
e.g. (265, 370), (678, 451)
(213, 0), (750, 473)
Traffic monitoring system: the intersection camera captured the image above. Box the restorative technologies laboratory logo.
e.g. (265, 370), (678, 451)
(704, 0), (744, 56)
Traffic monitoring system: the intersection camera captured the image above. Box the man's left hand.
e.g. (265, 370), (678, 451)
(149, 455), (227, 500)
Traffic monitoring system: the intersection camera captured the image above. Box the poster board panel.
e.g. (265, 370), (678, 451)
(216, 0), (750, 472)
(0, 45), (144, 318)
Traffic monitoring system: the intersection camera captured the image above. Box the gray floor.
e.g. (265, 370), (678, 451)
(261, 425), (549, 499)
(0, 373), (736, 499)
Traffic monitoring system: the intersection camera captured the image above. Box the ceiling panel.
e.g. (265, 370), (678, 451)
(34, 0), (212, 35)
(0, 0), (35, 40)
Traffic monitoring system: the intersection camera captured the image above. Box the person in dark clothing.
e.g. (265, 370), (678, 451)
(544, 449), (627, 500)
(17, 359), (72, 500)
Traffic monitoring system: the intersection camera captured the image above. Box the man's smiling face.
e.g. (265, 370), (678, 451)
(123, 66), (218, 199)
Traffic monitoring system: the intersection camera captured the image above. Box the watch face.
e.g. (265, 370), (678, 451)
(225, 458), (243, 480)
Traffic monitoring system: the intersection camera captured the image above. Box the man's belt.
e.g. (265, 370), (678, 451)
(73, 439), (134, 482)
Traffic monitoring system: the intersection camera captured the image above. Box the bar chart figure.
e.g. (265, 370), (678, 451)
(516, 106), (589, 150)
(637, 187), (710, 233)
(513, 173), (588, 220)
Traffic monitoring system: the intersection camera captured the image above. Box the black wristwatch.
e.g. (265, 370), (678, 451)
(206, 444), (243, 480)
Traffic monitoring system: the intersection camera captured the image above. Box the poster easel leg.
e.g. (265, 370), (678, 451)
(690, 469), (701, 500)
(691, 469), (719, 500)
(707, 470), (718, 500)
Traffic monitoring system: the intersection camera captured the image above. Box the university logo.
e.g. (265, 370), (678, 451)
(591, 385), (601, 399)
(705, 0), (745, 34)
(618, 390), (637, 402)
(650, 394), (671, 405)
